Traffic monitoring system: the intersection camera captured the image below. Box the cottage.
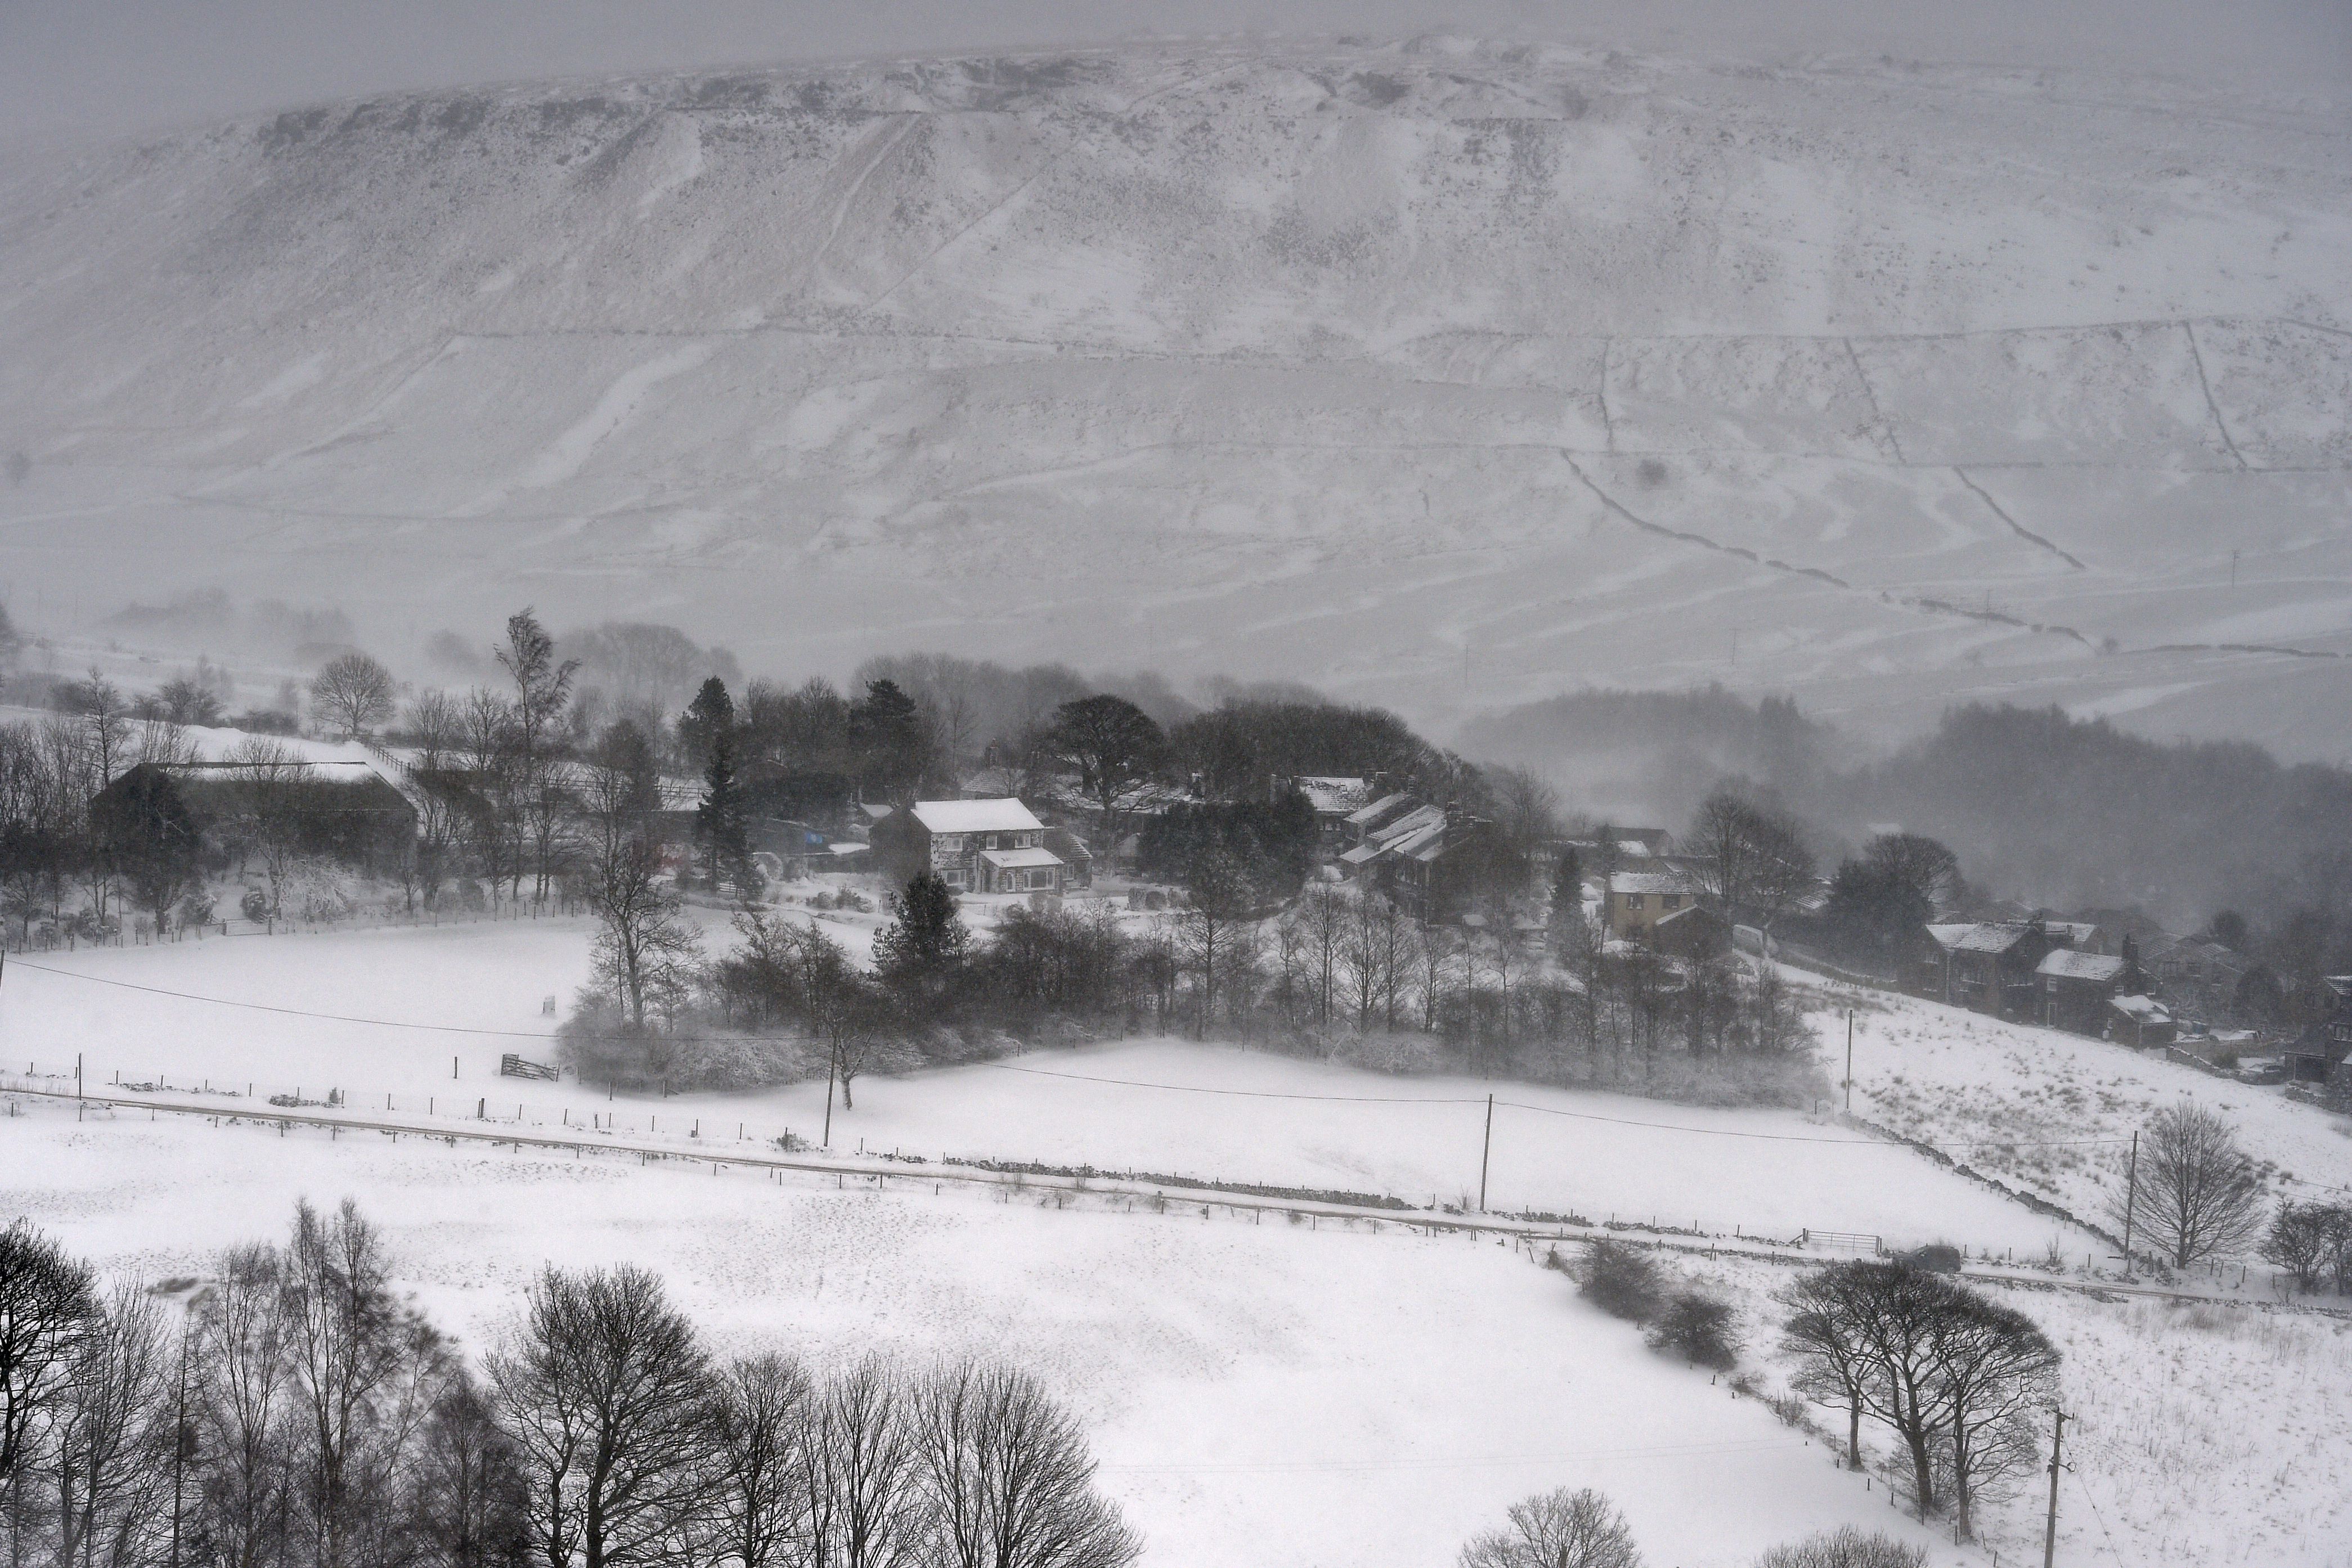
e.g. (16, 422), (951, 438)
(2286, 976), (2352, 1088)
(1607, 870), (1696, 944)
(2035, 948), (2126, 1035)
(1277, 775), (1373, 850)
(1927, 920), (2073, 1021)
(870, 798), (1067, 895)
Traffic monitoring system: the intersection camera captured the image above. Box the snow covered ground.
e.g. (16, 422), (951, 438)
(1806, 978), (2352, 1239)
(3, 39), (2346, 753)
(6, 917), (2090, 1253)
(1699, 1247), (2352, 1568)
(0, 1098), (1962, 1568)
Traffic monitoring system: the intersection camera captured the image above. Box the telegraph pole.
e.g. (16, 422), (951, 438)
(1478, 1094), (1494, 1211)
(2120, 1131), (2139, 1278)
(822, 1034), (838, 1149)
(2043, 1407), (2067, 1568)
(1843, 1010), (1854, 1115)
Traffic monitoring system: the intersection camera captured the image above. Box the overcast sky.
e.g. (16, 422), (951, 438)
(4, 0), (2345, 149)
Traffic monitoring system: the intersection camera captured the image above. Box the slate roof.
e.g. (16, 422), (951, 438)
(909, 798), (1044, 834)
(1609, 871), (1693, 897)
(978, 847), (1065, 870)
(1929, 922), (2035, 955)
(2037, 949), (2126, 982)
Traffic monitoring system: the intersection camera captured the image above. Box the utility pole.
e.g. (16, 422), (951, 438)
(1478, 1094), (1494, 1211)
(2043, 1407), (2067, 1568)
(2230, 548), (2239, 589)
(822, 1035), (838, 1148)
(2120, 1130), (2139, 1278)
(1844, 1009), (1854, 1115)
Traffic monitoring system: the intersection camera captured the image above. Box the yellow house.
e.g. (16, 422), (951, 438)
(1607, 870), (1696, 943)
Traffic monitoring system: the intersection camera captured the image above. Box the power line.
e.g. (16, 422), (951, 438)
(6, 960), (568, 1041)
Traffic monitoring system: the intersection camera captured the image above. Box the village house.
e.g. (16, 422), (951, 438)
(1926, 919), (2076, 1021)
(1274, 775), (1373, 851)
(2146, 935), (2250, 1019)
(2035, 947), (2127, 1035)
(869, 798), (1067, 896)
(1606, 869), (1697, 944)
(2286, 976), (2352, 1093)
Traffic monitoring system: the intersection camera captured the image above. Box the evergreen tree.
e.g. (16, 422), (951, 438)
(1551, 846), (1582, 922)
(695, 728), (753, 895)
(677, 676), (737, 774)
(874, 873), (972, 999)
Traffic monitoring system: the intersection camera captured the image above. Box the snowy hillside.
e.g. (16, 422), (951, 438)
(2, 38), (2348, 748)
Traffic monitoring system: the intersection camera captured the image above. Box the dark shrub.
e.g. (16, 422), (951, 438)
(1898, 1243), (1963, 1274)
(1644, 1291), (1739, 1370)
(1574, 1241), (1664, 1322)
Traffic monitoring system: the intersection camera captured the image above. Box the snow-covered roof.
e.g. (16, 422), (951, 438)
(1929, 922), (2032, 955)
(1609, 871), (1691, 896)
(1339, 841), (1384, 866)
(978, 847), (1063, 870)
(2036, 949), (2125, 982)
(1392, 824), (1449, 862)
(2109, 993), (2170, 1021)
(1291, 776), (1370, 815)
(2041, 920), (2100, 946)
(910, 798), (1043, 834)
(1345, 792), (1414, 828)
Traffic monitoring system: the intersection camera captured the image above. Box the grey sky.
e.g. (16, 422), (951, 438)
(5, 0), (2346, 149)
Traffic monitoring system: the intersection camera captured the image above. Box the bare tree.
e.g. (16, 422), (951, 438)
(1292, 884), (1349, 1027)
(2113, 1102), (2265, 1269)
(487, 1264), (715, 1568)
(1686, 792), (1814, 931)
(309, 654), (397, 740)
(496, 611), (581, 904)
(192, 1243), (294, 1568)
(1929, 1295), (2057, 1541)
(1174, 848), (1255, 1040)
(412, 1376), (527, 1568)
(811, 1355), (922, 1568)
(1779, 1266), (1875, 1470)
(282, 1199), (439, 1568)
(1457, 1486), (1641, 1568)
(913, 1361), (1139, 1568)
(53, 1283), (172, 1568)
(230, 738), (314, 919)
(0, 1220), (97, 1488)
(581, 828), (702, 1031)
(711, 1355), (815, 1568)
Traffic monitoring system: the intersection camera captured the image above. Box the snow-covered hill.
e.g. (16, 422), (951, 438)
(2, 38), (2347, 750)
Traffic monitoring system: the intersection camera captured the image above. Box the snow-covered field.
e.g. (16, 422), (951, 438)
(3, 39), (2346, 752)
(1697, 1248), (2352, 1568)
(0, 1098), (1961, 1568)
(1811, 978), (2352, 1233)
(8, 918), (2088, 1253)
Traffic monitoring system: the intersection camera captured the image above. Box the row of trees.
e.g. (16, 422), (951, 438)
(0, 1207), (1137, 1568)
(574, 861), (1817, 1111)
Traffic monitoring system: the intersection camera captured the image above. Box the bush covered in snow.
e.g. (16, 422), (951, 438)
(1576, 1241), (1667, 1323)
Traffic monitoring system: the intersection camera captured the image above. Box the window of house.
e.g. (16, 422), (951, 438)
(1622, 893), (1641, 910)
(1662, 893), (1682, 909)
(942, 869), (967, 887)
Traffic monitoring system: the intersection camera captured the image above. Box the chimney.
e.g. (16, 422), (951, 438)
(1188, 771), (1204, 799)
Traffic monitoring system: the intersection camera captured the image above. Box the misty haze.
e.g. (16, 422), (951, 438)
(0, 3), (2346, 1566)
